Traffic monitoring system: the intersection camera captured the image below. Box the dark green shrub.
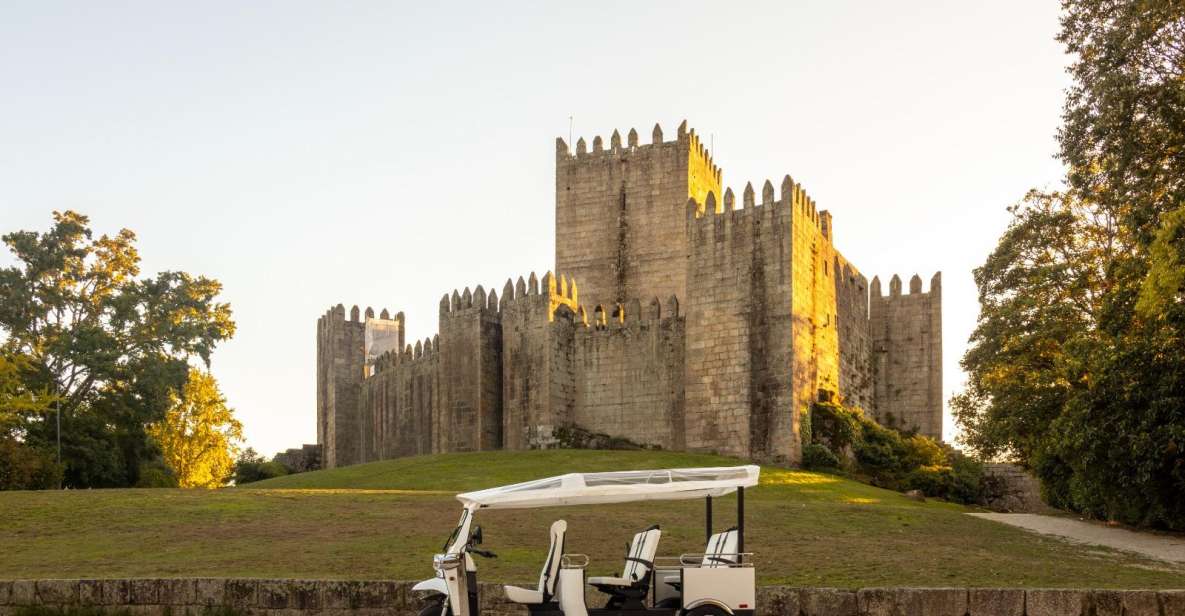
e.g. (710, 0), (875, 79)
(807, 401), (984, 504)
(0, 438), (63, 490)
(810, 401), (863, 452)
(232, 448), (290, 485)
(946, 452), (985, 504)
(136, 458), (179, 488)
(903, 466), (952, 496)
(801, 443), (841, 470)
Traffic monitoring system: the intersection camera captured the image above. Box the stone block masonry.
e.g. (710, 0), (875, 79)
(869, 273), (943, 439)
(317, 120), (943, 467)
(3, 579), (1182, 616)
(555, 121), (721, 310)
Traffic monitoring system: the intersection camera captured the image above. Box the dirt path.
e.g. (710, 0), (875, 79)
(970, 513), (1185, 564)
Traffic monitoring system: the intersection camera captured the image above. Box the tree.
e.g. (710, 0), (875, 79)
(952, 191), (1109, 462)
(0, 211), (235, 487)
(148, 369), (242, 488)
(955, 1), (1185, 528)
(0, 351), (55, 438)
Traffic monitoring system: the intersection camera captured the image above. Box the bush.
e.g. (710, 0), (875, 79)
(232, 448), (290, 485)
(810, 401), (863, 452)
(801, 443), (841, 470)
(808, 402), (984, 504)
(136, 459), (179, 488)
(0, 438), (63, 490)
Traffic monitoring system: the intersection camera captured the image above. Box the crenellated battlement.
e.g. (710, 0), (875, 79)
(833, 258), (868, 292)
(684, 125), (722, 186)
(371, 334), (439, 375)
(318, 303), (403, 325)
(684, 175), (830, 239)
(870, 272), (942, 298)
(439, 284), (499, 316)
(577, 294), (681, 332)
(556, 120), (720, 181)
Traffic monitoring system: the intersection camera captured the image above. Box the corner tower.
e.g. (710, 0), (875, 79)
(869, 273), (943, 438)
(555, 121), (721, 309)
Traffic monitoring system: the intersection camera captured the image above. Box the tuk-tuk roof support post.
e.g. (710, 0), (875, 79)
(737, 486), (745, 563)
(705, 495), (713, 543)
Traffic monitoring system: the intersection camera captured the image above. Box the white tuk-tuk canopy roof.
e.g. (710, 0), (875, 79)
(456, 465), (760, 510)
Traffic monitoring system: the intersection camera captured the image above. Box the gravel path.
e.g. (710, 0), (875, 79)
(970, 513), (1185, 564)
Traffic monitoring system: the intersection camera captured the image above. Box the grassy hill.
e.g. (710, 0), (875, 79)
(1, 449), (1182, 588)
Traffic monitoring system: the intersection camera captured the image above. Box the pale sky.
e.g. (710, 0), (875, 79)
(1, 2), (1071, 455)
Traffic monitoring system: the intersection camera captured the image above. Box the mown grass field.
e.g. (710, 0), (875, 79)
(1, 449), (1181, 588)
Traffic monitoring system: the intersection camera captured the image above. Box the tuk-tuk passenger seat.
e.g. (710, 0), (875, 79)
(661, 527), (739, 588)
(504, 520), (567, 607)
(588, 525), (662, 609)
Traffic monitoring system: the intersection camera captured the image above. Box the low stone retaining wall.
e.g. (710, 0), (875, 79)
(0, 579), (1182, 616)
(980, 464), (1049, 514)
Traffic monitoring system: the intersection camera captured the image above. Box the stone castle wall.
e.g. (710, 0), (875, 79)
(835, 259), (873, 413)
(361, 333), (437, 459)
(869, 273), (943, 438)
(571, 297), (685, 450)
(350, 272), (693, 460)
(318, 121), (943, 468)
(684, 182), (798, 462)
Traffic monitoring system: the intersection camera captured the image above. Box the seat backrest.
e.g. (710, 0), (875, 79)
(622, 526), (662, 582)
(701, 528), (738, 568)
(539, 520), (567, 598)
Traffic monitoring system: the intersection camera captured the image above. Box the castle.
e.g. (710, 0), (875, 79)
(316, 121), (942, 469)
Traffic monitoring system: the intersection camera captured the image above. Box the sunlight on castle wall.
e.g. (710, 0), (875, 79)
(687, 130), (722, 214)
(546, 273), (581, 323)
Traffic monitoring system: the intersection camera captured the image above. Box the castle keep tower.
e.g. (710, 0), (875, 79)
(555, 121), (721, 309)
(315, 120), (943, 468)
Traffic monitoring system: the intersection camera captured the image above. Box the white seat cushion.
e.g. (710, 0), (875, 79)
(703, 529), (738, 567)
(587, 576), (632, 587)
(504, 585), (545, 604)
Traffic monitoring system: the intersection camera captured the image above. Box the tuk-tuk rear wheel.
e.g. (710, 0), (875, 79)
(682, 605), (730, 616)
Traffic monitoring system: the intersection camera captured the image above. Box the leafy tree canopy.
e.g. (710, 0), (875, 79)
(955, 0), (1185, 528)
(148, 368), (242, 488)
(0, 211), (235, 488)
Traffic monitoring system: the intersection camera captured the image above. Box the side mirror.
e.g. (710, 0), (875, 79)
(472, 525), (483, 545)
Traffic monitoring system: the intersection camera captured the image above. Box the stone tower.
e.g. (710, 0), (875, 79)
(869, 273), (943, 438)
(555, 121), (721, 309)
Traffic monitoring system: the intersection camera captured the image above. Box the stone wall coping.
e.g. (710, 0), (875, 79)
(0, 579), (1182, 616)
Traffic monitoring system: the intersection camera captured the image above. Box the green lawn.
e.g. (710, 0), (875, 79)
(1, 449), (1181, 588)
